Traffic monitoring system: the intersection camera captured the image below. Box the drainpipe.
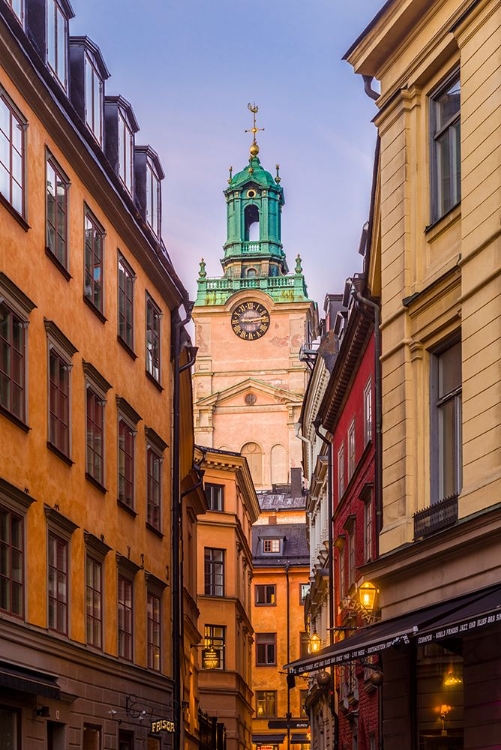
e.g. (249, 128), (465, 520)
(312, 418), (338, 750)
(295, 422), (313, 478)
(285, 562), (291, 750)
(351, 286), (382, 553)
(172, 303), (197, 750)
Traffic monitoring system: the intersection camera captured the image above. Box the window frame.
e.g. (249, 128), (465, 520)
(145, 293), (161, 384)
(204, 547), (224, 597)
(6, 0), (24, 24)
(429, 68), (461, 224)
(337, 442), (345, 500)
(48, 531), (69, 635)
(84, 362), (111, 491)
(204, 624), (225, 671)
(255, 632), (277, 666)
(0, 89), (26, 219)
(348, 418), (356, 480)
(117, 253), (135, 354)
(117, 108), (134, 194)
(205, 483), (224, 512)
(0, 504), (24, 618)
(364, 377), (372, 446)
(46, 152), (70, 272)
(84, 207), (105, 317)
(255, 584), (276, 606)
(430, 336), (462, 504)
(85, 554), (103, 649)
(145, 426), (167, 534)
(147, 591), (161, 671)
(117, 417), (135, 512)
(299, 582), (310, 605)
(46, 0), (69, 90)
(256, 690), (277, 718)
(45, 320), (76, 462)
(84, 50), (104, 144)
(0, 275), (35, 427)
(262, 538), (281, 554)
(117, 573), (133, 662)
(145, 156), (161, 237)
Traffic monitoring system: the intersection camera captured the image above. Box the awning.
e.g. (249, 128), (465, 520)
(0, 660), (60, 698)
(286, 585), (501, 675)
(291, 734), (310, 744)
(417, 585), (501, 645)
(252, 735), (286, 745)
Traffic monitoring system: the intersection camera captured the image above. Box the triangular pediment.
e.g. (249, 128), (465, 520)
(195, 378), (303, 409)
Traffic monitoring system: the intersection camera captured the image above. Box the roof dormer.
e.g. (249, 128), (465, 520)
(69, 36), (110, 146)
(134, 145), (164, 239)
(104, 95), (139, 196)
(26, 0), (75, 91)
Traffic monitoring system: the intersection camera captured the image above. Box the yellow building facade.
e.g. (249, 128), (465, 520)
(195, 447), (260, 750)
(345, 0), (501, 746)
(0, 2), (197, 748)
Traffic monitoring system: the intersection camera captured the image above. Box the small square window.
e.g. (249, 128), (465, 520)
(255, 584), (276, 605)
(262, 538), (281, 554)
(205, 484), (224, 512)
(299, 583), (310, 605)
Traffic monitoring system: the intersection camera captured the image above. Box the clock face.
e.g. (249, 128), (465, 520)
(231, 301), (270, 340)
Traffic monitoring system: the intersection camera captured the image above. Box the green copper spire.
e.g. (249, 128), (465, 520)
(195, 106), (310, 306)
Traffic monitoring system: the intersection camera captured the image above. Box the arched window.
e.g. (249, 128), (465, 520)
(244, 205), (260, 242)
(242, 442), (263, 485)
(271, 444), (287, 485)
(246, 268), (257, 278)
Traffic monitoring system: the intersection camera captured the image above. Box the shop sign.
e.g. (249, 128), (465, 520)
(202, 647), (220, 670)
(150, 719), (175, 733)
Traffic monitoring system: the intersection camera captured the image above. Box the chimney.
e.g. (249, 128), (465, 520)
(291, 468), (302, 498)
(268, 515), (278, 525)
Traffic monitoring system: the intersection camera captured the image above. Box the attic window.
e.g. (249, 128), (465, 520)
(262, 538), (281, 554)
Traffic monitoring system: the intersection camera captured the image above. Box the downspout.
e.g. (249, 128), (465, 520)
(285, 562), (291, 750)
(312, 418), (337, 750)
(172, 303), (197, 750)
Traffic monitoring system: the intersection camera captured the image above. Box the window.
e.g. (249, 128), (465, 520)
(299, 631), (309, 659)
(338, 542), (346, 599)
(47, 0), (68, 89)
(256, 633), (276, 666)
(364, 378), (372, 445)
(83, 724), (101, 750)
(84, 51), (103, 144)
(0, 506), (23, 617)
(6, 0), (24, 23)
(146, 446), (162, 530)
(299, 583), (310, 605)
(0, 708), (20, 747)
(118, 109), (134, 193)
(146, 294), (161, 383)
(84, 362), (111, 489)
(430, 71), (460, 222)
(242, 441), (263, 485)
(364, 499), (372, 564)
(145, 156), (161, 236)
(256, 690), (276, 718)
(46, 321), (76, 460)
(204, 624), (225, 670)
(118, 418), (135, 510)
(48, 532), (68, 634)
(204, 548), (224, 596)
(205, 483), (224, 511)
(348, 419), (356, 479)
(348, 529), (356, 588)
(118, 574), (133, 660)
(431, 338), (462, 503)
(337, 442), (345, 499)
(262, 538), (281, 554)
(0, 91), (25, 217)
(86, 555), (102, 648)
(119, 730), (134, 750)
(147, 592), (161, 671)
(46, 154), (69, 269)
(0, 274), (35, 425)
(84, 208), (105, 315)
(255, 584), (276, 605)
(118, 254), (135, 351)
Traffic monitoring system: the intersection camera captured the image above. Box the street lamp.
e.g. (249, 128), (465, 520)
(358, 581), (378, 612)
(308, 631), (321, 654)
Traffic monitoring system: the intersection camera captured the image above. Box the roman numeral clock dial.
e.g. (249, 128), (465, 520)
(231, 301), (270, 340)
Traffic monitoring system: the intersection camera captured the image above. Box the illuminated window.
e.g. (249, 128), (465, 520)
(256, 690), (276, 717)
(255, 584), (276, 605)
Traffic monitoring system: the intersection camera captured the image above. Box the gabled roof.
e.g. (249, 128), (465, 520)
(252, 523), (309, 567)
(195, 378), (303, 409)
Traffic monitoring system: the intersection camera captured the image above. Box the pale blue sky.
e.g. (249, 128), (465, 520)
(70, 0), (383, 311)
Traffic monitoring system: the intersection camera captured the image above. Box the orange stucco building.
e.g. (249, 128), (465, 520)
(0, 2), (198, 748)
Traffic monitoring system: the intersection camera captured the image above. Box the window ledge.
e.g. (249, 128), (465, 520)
(45, 248), (71, 281)
(425, 203), (461, 242)
(47, 442), (73, 466)
(146, 370), (163, 391)
(146, 522), (163, 538)
(83, 295), (107, 323)
(118, 336), (137, 360)
(0, 405), (30, 432)
(117, 499), (137, 518)
(0, 192), (29, 231)
(85, 473), (107, 494)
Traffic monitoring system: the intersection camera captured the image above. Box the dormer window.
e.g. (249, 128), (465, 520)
(7, 0), (24, 25)
(69, 37), (110, 146)
(104, 97), (139, 196)
(262, 538), (281, 554)
(134, 146), (164, 239)
(84, 52), (103, 144)
(47, 0), (71, 90)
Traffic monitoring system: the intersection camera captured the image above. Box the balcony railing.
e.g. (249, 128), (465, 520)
(413, 494), (458, 539)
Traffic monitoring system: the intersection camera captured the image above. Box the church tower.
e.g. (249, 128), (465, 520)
(192, 106), (318, 491)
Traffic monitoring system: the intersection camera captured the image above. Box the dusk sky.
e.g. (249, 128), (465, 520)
(70, 0), (384, 312)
